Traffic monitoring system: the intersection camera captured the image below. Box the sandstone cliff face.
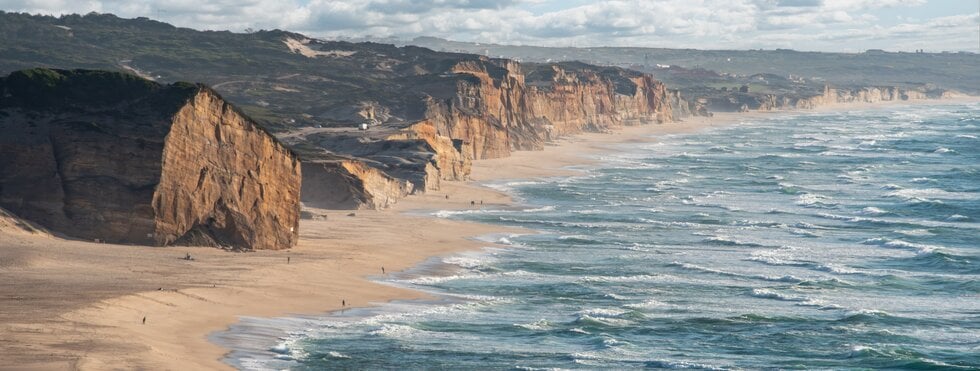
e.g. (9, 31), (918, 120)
(287, 57), (675, 211)
(153, 89), (301, 250)
(668, 90), (711, 118)
(384, 59), (674, 182)
(430, 61), (674, 159)
(750, 85), (948, 111)
(438, 59), (539, 160)
(301, 159), (412, 210)
(385, 120), (472, 190)
(0, 69), (300, 250)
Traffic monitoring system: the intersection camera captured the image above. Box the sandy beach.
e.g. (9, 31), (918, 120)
(1, 98), (975, 370)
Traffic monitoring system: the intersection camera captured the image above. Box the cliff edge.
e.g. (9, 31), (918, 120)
(0, 69), (301, 250)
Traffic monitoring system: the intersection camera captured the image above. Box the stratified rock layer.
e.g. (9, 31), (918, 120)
(0, 69), (300, 250)
(369, 59), (673, 190)
(297, 58), (675, 204)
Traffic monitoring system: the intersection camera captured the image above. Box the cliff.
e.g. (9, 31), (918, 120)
(0, 69), (301, 250)
(699, 85), (952, 113)
(781, 85), (949, 110)
(0, 13), (676, 212)
(301, 159), (412, 210)
(422, 60), (673, 160)
(295, 57), (675, 201)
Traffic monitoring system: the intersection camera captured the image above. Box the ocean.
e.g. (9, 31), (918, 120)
(216, 103), (980, 370)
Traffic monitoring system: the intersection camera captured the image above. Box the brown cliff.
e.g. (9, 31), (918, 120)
(785, 85), (945, 109)
(423, 60), (674, 160)
(704, 85), (953, 113)
(301, 159), (412, 210)
(390, 60), (673, 177)
(0, 69), (301, 250)
(295, 58), (675, 207)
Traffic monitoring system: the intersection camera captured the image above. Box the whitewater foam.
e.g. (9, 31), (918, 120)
(796, 193), (838, 208)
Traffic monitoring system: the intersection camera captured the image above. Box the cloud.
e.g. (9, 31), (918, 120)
(0, 0), (974, 52)
(774, 0), (821, 7)
(365, 0), (519, 14)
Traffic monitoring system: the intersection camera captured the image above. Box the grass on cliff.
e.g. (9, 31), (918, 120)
(0, 68), (200, 116)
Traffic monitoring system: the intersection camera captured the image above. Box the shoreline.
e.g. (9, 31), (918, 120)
(0, 96), (976, 370)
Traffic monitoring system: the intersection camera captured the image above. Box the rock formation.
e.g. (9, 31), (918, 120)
(702, 85), (951, 113)
(301, 159), (412, 210)
(295, 58), (675, 203)
(0, 68), (301, 250)
(0, 14), (679, 212)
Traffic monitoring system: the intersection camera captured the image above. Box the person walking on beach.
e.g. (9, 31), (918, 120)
(142, 316), (146, 324)
(382, 266), (386, 275)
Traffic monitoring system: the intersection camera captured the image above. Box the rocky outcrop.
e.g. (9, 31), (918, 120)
(353, 59), (675, 191)
(524, 63), (673, 140)
(704, 85), (951, 113)
(0, 69), (300, 250)
(666, 89), (710, 118)
(786, 85), (943, 109)
(384, 120), (471, 190)
(425, 60), (674, 160)
(298, 58), (676, 204)
(301, 159), (412, 210)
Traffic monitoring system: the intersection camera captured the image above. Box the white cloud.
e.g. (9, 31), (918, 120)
(0, 0), (975, 52)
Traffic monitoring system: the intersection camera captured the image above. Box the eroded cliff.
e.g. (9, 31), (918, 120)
(382, 59), (673, 182)
(293, 57), (675, 206)
(701, 85), (952, 113)
(301, 159), (412, 210)
(0, 69), (301, 250)
(422, 60), (674, 160)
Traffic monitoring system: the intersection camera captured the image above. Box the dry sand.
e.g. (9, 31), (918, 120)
(1, 98), (975, 370)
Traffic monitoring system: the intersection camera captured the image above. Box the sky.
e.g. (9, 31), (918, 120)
(1, 0), (978, 52)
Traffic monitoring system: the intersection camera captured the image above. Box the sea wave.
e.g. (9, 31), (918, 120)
(861, 237), (948, 256)
(816, 212), (892, 225)
(669, 262), (805, 283)
(643, 359), (728, 370)
(857, 206), (888, 215)
(886, 188), (975, 202)
(400, 269), (544, 286)
(749, 288), (809, 302)
(442, 254), (496, 269)
(515, 319), (552, 331)
(847, 344), (976, 369)
(557, 234), (602, 244)
(796, 193), (838, 208)
(624, 299), (666, 310)
(894, 229), (934, 236)
(578, 274), (661, 283)
(484, 180), (547, 192)
(703, 235), (766, 247)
